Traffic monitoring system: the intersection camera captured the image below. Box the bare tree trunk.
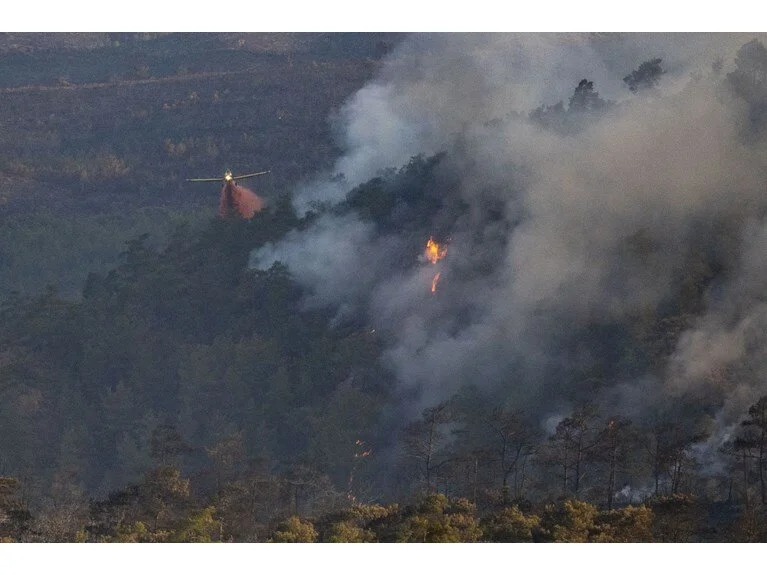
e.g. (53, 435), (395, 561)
(501, 440), (508, 505)
(671, 459), (681, 494)
(760, 431), (766, 505)
(606, 447), (616, 510)
(502, 469), (510, 506)
(728, 476), (733, 503)
(249, 481), (258, 542)
(574, 434), (583, 497)
(425, 422), (434, 492)
(742, 449), (750, 507)
(517, 452), (529, 500)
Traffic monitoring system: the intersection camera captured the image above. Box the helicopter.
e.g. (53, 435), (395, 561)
(186, 169), (269, 219)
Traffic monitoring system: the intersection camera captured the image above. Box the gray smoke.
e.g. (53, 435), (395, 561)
(252, 34), (767, 441)
(254, 214), (377, 312)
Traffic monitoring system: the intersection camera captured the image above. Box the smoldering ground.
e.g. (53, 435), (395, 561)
(252, 34), (767, 452)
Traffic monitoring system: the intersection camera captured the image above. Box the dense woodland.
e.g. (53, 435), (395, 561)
(3, 195), (767, 542)
(3, 35), (767, 542)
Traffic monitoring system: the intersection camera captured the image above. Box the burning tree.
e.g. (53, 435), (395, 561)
(423, 236), (448, 294)
(424, 237), (448, 264)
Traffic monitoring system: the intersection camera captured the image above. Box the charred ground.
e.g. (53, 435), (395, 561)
(0, 32), (402, 296)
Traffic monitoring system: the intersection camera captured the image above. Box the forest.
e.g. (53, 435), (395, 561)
(3, 34), (767, 543)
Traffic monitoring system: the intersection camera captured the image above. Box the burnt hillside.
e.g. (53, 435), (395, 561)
(0, 32), (405, 297)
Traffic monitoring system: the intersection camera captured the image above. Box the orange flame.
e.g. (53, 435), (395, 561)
(425, 237), (448, 264)
(431, 272), (441, 294)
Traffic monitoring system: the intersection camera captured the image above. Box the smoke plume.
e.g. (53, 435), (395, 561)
(252, 34), (767, 446)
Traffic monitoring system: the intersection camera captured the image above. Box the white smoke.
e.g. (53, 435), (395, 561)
(251, 214), (378, 313)
(252, 33), (767, 439)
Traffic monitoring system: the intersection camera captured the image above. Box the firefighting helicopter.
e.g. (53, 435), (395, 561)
(186, 169), (269, 219)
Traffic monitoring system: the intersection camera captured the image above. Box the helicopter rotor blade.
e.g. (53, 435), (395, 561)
(232, 170), (270, 180)
(186, 177), (224, 182)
